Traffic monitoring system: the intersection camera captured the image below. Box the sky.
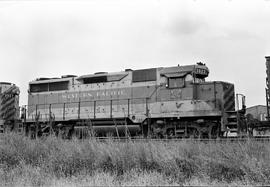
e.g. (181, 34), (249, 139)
(0, 0), (270, 107)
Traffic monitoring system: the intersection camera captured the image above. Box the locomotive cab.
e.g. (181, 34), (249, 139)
(148, 63), (240, 138)
(162, 62), (209, 89)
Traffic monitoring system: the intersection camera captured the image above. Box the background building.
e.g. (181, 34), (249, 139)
(246, 105), (268, 121)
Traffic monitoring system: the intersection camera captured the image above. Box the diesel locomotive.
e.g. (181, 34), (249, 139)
(0, 82), (20, 133)
(18, 62), (247, 139)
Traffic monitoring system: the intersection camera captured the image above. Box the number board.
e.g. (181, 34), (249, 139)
(196, 68), (208, 75)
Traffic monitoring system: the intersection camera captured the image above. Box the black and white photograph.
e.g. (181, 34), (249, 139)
(0, 0), (270, 186)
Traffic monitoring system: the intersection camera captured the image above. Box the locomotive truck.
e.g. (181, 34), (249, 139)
(17, 62), (247, 139)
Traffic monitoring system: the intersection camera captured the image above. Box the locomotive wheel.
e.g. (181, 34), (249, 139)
(210, 125), (219, 139)
(189, 128), (200, 139)
(58, 126), (69, 139)
(167, 128), (175, 139)
(151, 121), (165, 138)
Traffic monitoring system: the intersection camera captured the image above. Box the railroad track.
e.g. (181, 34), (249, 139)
(91, 136), (270, 142)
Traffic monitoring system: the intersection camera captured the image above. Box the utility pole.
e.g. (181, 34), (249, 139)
(265, 56), (270, 121)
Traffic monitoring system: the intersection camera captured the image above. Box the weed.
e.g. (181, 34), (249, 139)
(0, 133), (270, 186)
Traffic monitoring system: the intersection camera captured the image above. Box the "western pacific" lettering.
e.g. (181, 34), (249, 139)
(62, 90), (124, 99)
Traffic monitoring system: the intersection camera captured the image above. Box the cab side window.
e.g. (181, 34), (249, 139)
(185, 74), (193, 82)
(168, 77), (185, 88)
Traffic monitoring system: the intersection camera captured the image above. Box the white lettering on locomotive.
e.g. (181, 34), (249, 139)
(62, 90), (124, 99)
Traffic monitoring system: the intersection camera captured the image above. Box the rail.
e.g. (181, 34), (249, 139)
(71, 136), (270, 142)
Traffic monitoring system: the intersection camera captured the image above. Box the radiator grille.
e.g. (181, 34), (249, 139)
(223, 83), (235, 111)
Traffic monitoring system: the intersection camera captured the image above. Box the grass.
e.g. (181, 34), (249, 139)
(0, 133), (270, 186)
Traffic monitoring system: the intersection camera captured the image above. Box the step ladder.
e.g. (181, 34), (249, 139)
(224, 111), (239, 137)
(225, 110), (246, 137)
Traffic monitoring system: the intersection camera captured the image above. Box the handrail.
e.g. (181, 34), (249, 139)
(24, 86), (160, 121)
(24, 97), (150, 121)
(25, 96), (150, 107)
